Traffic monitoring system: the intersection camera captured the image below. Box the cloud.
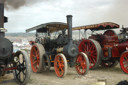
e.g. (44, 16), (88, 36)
(4, 0), (128, 33)
(104, 0), (128, 27)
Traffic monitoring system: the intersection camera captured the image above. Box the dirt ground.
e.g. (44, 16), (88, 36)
(0, 63), (128, 85)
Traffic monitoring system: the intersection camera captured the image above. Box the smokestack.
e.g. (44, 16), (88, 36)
(0, 0), (5, 37)
(67, 15), (72, 43)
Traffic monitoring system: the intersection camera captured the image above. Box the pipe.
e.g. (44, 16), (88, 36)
(0, 0), (5, 37)
(67, 15), (72, 43)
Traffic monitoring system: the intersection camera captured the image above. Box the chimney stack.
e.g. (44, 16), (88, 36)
(67, 15), (73, 43)
(0, 0), (5, 37)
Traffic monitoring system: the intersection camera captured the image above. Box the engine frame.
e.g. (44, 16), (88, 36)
(26, 15), (90, 77)
(73, 22), (128, 73)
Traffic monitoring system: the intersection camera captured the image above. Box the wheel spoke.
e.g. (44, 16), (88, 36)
(78, 56), (82, 62)
(81, 61), (86, 69)
(82, 68), (85, 73)
(22, 60), (25, 66)
(124, 56), (128, 61)
(33, 48), (37, 54)
(92, 58), (96, 63)
(82, 44), (87, 52)
(91, 55), (97, 58)
(22, 70), (26, 76)
(33, 61), (37, 65)
(32, 54), (36, 57)
(89, 45), (93, 50)
(60, 67), (64, 73)
(37, 56), (40, 60)
(17, 70), (21, 80)
(125, 66), (128, 69)
(36, 51), (39, 57)
(86, 45), (89, 51)
(89, 58), (94, 63)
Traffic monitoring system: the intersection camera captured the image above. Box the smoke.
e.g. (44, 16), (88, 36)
(4, 0), (47, 10)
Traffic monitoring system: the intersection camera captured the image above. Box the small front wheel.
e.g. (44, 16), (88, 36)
(75, 52), (89, 75)
(54, 53), (67, 77)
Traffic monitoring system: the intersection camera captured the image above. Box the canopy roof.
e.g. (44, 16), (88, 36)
(73, 22), (119, 31)
(26, 22), (68, 33)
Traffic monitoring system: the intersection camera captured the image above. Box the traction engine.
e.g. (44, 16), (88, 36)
(26, 15), (90, 77)
(73, 22), (128, 73)
(0, 1), (31, 85)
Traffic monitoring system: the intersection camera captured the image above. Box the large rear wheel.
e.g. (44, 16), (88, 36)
(30, 43), (45, 72)
(54, 54), (67, 77)
(75, 52), (89, 75)
(120, 51), (128, 74)
(78, 39), (101, 69)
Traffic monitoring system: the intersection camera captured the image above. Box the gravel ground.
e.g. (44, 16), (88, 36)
(0, 64), (128, 85)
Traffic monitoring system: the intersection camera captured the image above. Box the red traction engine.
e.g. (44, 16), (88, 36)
(26, 15), (89, 77)
(73, 22), (128, 73)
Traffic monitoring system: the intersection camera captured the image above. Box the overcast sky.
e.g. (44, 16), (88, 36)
(4, 0), (128, 33)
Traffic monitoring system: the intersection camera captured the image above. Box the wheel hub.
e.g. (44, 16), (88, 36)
(34, 57), (37, 60)
(86, 51), (91, 56)
(17, 64), (25, 71)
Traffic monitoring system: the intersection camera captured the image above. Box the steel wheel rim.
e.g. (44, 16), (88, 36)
(79, 40), (97, 69)
(120, 52), (128, 73)
(30, 45), (40, 72)
(75, 54), (87, 75)
(54, 55), (65, 77)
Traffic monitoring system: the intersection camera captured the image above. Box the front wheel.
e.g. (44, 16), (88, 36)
(54, 53), (67, 78)
(120, 51), (128, 74)
(13, 50), (31, 85)
(75, 52), (89, 75)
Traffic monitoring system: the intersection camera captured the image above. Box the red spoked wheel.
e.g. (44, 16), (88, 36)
(30, 43), (45, 73)
(54, 54), (67, 77)
(103, 30), (116, 36)
(120, 51), (128, 74)
(75, 52), (89, 75)
(78, 39), (101, 69)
